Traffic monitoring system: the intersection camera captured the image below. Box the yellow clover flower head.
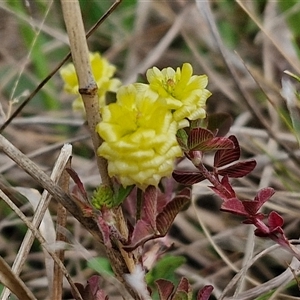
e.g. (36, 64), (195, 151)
(146, 63), (211, 128)
(96, 84), (182, 189)
(60, 52), (121, 111)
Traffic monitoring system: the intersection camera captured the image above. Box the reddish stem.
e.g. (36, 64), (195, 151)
(189, 151), (230, 198)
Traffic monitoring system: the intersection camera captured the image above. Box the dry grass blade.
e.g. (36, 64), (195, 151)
(192, 198), (259, 287)
(0, 134), (103, 244)
(236, 0), (300, 74)
(198, 1), (300, 169)
(0, 134), (89, 174)
(0, 188), (83, 300)
(52, 158), (71, 300)
(0, 0), (122, 133)
(124, 5), (189, 85)
(0, 144), (72, 300)
(236, 55), (300, 166)
(0, 256), (37, 300)
(2, 1), (300, 298)
(223, 255), (300, 300)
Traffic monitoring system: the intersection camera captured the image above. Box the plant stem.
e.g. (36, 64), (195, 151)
(192, 152), (230, 197)
(60, 0), (111, 186)
(0, 134), (103, 244)
(60, 2), (140, 298)
(0, 0), (123, 133)
(136, 188), (143, 221)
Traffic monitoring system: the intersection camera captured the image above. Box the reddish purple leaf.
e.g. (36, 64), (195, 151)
(97, 215), (112, 248)
(124, 219), (156, 251)
(218, 160), (256, 178)
(207, 112), (233, 137)
(220, 176), (236, 198)
(188, 128), (214, 150)
(156, 190), (170, 214)
(72, 283), (87, 299)
(242, 188), (275, 215)
(254, 187), (275, 209)
(214, 135), (240, 168)
(156, 188), (191, 236)
(156, 279), (175, 300)
(197, 285), (214, 300)
(243, 187), (275, 216)
(220, 198), (248, 216)
(174, 277), (193, 299)
(87, 276), (102, 297)
(242, 200), (259, 215)
(187, 127), (234, 152)
(172, 170), (206, 185)
(72, 276), (108, 300)
(123, 187), (160, 251)
(142, 186), (158, 228)
(254, 228), (270, 238)
(268, 211), (284, 230)
(198, 137), (234, 152)
(210, 176), (236, 200)
(66, 167), (89, 202)
(176, 277), (191, 294)
(95, 291), (109, 300)
(124, 187), (186, 251)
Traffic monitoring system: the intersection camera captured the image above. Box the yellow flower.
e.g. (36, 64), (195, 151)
(146, 63), (211, 128)
(96, 84), (182, 189)
(60, 52), (121, 110)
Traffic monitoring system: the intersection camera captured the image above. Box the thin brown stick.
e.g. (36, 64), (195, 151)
(197, 1), (300, 168)
(0, 188), (84, 300)
(60, 0), (110, 186)
(0, 134), (103, 244)
(60, 3), (141, 298)
(51, 158), (71, 300)
(0, 256), (37, 300)
(0, 144), (73, 300)
(0, 0), (122, 134)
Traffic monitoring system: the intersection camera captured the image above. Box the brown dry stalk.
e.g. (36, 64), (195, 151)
(0, 134), (103, 244)
(60, 0), (110, 186)
(0, 256), (37, 300)
(0, 144), (73, 300)
(0, 1), (122, 134)
(0, 187), (83, 300)
(51, 158), (71, 300)
(60, 1), (140, 298)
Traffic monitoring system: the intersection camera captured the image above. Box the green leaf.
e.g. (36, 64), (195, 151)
(190, 118), (208, 130)
(87, 257), (114, 277)
(278, 1), (300, 57)
(176, 129), (189, 151)
(91, 185), (113, 209)
(284, 70), (300, 83)
(113, 184), (134, 207)
(91, 184), (133, 209)
(145, 255), (186, 287)
(173, 291), (189, 300)
(7, 1), (59, 110)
